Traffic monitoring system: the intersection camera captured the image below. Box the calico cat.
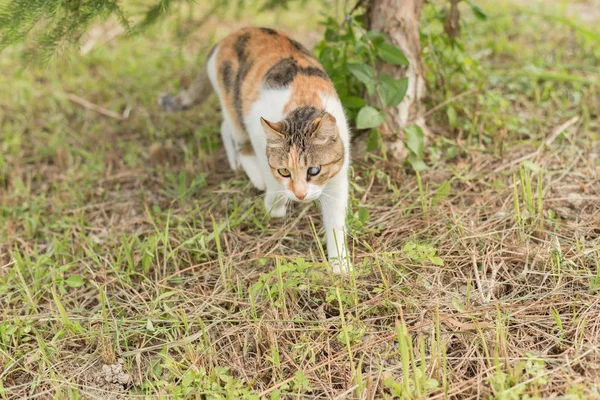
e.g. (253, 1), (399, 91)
(159, 27), (351, 273)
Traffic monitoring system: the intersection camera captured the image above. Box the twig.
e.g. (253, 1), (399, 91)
(471, 252), (486, 303)
(492, 151), (539, 173)
(1, 259), (16, 270)
(360, 173), (376, 204)
(119, 321), (220, 356)
(541, 116), (579, 149)
(333, 385), (359, 399)
(424, 88), (478, 117)
(334, 0), (367, 36)
(66, 93), (128, 121)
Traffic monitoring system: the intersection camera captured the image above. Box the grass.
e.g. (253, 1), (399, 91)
(1, 0), (600, 398)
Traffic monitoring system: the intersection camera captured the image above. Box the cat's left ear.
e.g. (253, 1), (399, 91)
(310, 113), (338, 144)
(261, 117), (286, 147)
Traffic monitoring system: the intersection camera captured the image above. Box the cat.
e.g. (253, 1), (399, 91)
(159, 27), (351, 273)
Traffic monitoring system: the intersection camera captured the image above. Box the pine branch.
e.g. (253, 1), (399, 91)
(0, 0), (294, 63)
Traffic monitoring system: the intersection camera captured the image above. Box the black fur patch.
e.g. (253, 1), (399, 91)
(264, 58), (330, 89)
(235, 32), (250, 60)
(289, 38), (315, 59)
(220, 61), (233, 93)
(299, 66), (329, 81)
(233, 33), (252, 133)
(260, 27), (278, 35)
(264, 58), (299, 88)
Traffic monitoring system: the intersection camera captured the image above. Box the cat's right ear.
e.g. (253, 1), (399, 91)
(261, 118), (285, 147)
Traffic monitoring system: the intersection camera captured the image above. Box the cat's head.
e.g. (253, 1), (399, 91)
(261, 106), (344, 202)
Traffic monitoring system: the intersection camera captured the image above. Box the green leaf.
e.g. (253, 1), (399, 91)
(466, 0), (487, 20)
(447, 105), (457, 127)
(446, 145), (460, 159)
(146, 319), (155, 332)
(367, 129), (381, 152)
(356, 106), (385, 129)
(181, 370), (194, 387)
(378, 74), (408, 107)
(340, 96), (367, 109)
(358, 206), (369, 224)
(377, 43), (409, 65)
(428, 256), (444, 266)
(361, 31), (386, 54)
(65, 275), (84, 288)
(408, 156), (428, 171)
(364, 30), (386, 46)
(347, 63), (375, 85)
(405, 125), (425, 158)
(292, 370), (311, 392)
(433, 181), (451, 205)
(452, 298), (466, 313)
(426, 378), (440, 390)
(270, 389), (283, 400)
(522, 160), (541, 173)
(365, 82), (376, 97)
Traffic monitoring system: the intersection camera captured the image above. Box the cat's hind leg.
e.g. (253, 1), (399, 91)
(238, 144), (266, 191)
(222, 116), (265, 191)
(220, 120), (239, 172)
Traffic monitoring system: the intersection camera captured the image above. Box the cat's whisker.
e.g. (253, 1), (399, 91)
(318, 192), (337, 203)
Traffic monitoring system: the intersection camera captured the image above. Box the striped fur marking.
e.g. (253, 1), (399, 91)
(264, 57), (329, 89)
(220, 61), (233, 93)
(233, 32), (252, 133)
(260, 27), (278, 35)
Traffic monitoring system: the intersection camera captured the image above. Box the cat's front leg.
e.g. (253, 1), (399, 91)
(265, 190), (287, 218)
(320, 175), (352, 274)
(260, 162), (286, 218)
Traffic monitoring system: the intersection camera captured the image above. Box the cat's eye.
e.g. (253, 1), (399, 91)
(307, 166), (321, 176)
(277, 168), (291, 177)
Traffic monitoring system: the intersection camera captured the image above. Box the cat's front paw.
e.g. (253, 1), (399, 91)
(265, 194), (287, 218)
(269, 205), (287, 218)
(330, 257), (353, 274)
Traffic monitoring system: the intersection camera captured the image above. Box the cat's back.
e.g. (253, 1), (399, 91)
(208, 27), (337, 130)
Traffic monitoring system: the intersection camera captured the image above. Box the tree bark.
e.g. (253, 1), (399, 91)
(367, 0), (427, 159)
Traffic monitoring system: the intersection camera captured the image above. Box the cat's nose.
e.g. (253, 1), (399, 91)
(295, 192), (306, 200)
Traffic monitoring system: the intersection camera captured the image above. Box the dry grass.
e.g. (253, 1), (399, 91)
(1, 0), (599, 398)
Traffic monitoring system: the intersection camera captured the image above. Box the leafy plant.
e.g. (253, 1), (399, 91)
(402, 240), (444, 266)
(250, 258), (321, 309)
(405, 125), (427, 171)
(315, 15), (409, 136)
(487, 355), (548, 400)
(384, 321), (439, 399)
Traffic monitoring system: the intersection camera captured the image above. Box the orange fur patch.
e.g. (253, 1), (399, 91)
(214, 27), (337, 137)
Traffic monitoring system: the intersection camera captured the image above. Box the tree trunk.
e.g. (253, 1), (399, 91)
(367, 0), (427, 159)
